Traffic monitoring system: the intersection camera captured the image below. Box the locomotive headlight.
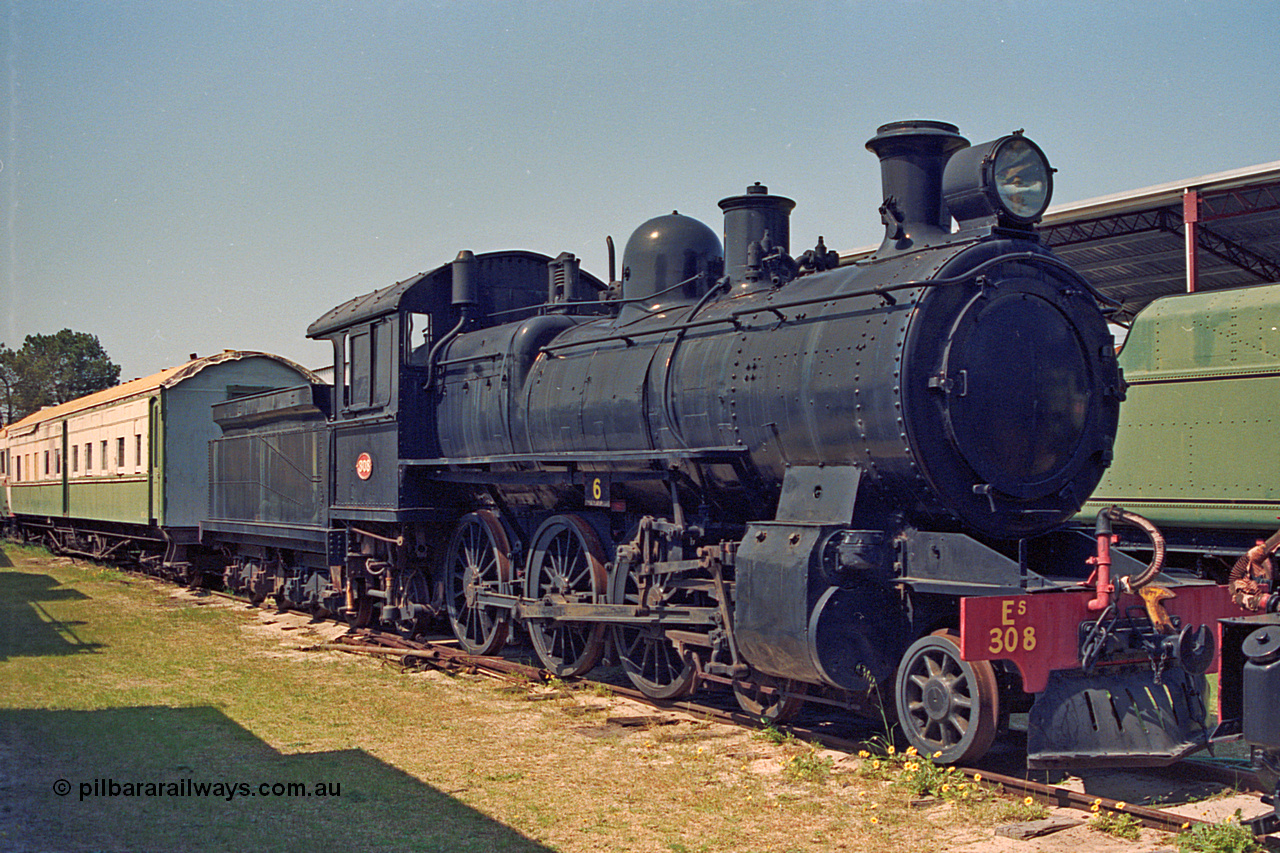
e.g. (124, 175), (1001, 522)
(943, 132), (1054, 228)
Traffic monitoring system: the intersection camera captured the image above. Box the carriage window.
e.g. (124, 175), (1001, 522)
(372, 319), (391, 406)
(101, 440), (108, 470)
(136, 434), (143, 468)
(73, 445), (78, 473)
(117, 437), (125, 468)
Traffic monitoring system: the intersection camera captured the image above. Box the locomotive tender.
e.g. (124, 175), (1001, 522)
(1081, 282), (1280, 575)
(4, 120), (1244, 768)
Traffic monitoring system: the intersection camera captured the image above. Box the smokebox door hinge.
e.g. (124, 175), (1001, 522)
(928, 369), (967, 396)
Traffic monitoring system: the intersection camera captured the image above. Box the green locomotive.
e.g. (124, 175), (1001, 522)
(1082, 282), (1280, 576)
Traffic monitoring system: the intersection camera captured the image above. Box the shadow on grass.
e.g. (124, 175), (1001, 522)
(2, 705), (555, 853)
(0, 571), (103, 660)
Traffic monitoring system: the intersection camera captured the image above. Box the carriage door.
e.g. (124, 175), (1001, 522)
(61, 421), (69, 516)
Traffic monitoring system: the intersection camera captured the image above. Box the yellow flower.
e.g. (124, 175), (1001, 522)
(973, 773), (981, 783)
(858, 750), (870, 759)
(1181, 822), (1191, 830)
(869, 816), (879, 825)
(933, 751), (943, 759)
(904, 762), (918, 772)
(1024, 797), (1034, 806)
(1114, 801), (1127, 811)
(872, 760), (881, 770)
(905, 746), (918, 756)
(887, 745), (896, 755)
(941, 784), (951, 793)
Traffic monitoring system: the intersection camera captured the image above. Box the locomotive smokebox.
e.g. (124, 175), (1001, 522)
(719, 183), (796, 288)
(865, 120), (969, 253)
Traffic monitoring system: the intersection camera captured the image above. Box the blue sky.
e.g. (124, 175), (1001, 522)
(3, 0), (1278, 381)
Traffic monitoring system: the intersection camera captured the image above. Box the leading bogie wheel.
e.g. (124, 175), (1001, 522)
(444, 511), (512, 656)
(733, 673), (806, 724)
(894, 630), (999, 764)
(524, 514), (608, 677)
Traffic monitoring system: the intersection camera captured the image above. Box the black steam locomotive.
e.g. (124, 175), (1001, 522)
(30, 120), (1244, 767)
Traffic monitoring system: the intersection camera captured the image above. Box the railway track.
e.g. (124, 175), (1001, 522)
(311, 627), (1274, 838)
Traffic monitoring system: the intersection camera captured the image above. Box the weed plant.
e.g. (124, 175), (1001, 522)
(781, 749), (832, 783)
(855, 744), (992, 806)
(1174, 811), (1263, 853)
(1085, 799), (1142, 840)
(752, 722), (798, 747)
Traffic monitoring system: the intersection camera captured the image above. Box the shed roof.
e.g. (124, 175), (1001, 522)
(1041, 160), (1280, 319)
(3, 350), (320, 434)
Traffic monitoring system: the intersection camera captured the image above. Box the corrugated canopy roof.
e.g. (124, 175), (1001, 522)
(1039, 160), (1280, 321)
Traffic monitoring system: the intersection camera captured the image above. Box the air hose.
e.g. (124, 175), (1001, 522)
(1105, 506), (1166, 593)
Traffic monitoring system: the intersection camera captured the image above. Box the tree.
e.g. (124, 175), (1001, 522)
(0, 330), (121, 424)
(0, 348), (15, 425)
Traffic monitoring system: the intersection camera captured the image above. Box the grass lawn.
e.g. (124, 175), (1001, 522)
(0, 543), (1181, 853)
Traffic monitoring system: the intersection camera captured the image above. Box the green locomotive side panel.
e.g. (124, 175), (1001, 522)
(1082, 283), (1280, 530)
(1118, 284), (1280, 381)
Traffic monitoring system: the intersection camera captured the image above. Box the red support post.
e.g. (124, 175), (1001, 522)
(1183, 188), (1201, 293)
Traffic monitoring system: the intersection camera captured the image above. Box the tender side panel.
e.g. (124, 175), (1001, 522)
(209, 425), (328, 529)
